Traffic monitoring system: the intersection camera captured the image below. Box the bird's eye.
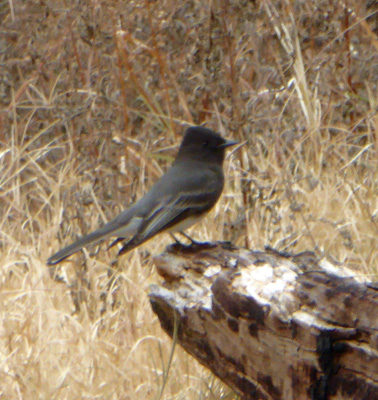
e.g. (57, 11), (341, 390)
(203, 140), (209, 147)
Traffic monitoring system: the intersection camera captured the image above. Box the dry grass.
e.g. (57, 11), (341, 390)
(1, 0), (378, 398)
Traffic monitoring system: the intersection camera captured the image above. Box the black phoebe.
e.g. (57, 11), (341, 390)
(47, 126), (238, 265)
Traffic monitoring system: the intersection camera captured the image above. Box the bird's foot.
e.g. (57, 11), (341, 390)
(168, 233), (217, 254)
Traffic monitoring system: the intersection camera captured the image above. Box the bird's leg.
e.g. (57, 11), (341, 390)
(169, 233), (191, 252)
(179, 231), (203, 245)
(179, 232), (216, 248)
(170, 233), (185, 245)
(169, 233), (214, 253)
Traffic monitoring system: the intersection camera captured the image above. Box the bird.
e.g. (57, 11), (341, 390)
(47, 126), (238, 265)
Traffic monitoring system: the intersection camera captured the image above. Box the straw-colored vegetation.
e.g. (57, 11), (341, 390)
(1, 0), (378, 398)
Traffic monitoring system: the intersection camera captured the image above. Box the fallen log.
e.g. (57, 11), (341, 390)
(149, 242), (378, 400)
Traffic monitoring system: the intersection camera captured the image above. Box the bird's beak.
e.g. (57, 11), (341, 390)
(220, 139), (239, 148)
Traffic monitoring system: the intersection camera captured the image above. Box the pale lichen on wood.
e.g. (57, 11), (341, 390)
(149, 242), (378, 400)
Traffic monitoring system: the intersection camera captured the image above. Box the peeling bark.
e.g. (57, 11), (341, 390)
(149, 242), (378, 400)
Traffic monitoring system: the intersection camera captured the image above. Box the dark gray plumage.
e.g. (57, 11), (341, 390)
(47, 126), (237, 265)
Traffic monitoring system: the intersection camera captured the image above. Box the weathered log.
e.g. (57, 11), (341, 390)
(148, 242), (378, 400)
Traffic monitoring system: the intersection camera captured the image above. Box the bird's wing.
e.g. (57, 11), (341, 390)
(117, 166), (224, 255)
(141, 189), (217, 238)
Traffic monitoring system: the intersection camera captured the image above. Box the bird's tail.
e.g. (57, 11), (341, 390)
(47, 224), (117, 265)
(47, 208), (140, 265)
